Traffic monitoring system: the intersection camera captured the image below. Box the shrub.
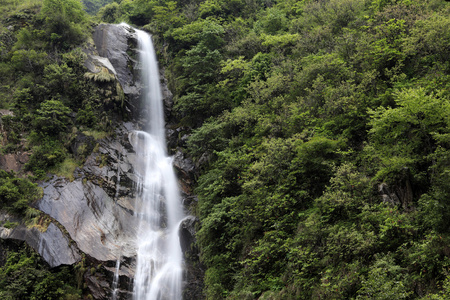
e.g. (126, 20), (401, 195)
(0, 170), (42, 215)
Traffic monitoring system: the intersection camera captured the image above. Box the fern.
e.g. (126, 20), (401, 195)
(84, 66), (115, 82)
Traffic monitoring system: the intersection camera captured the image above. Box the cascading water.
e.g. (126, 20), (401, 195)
(111, 253), (121, 300)
(129, 27), (184, 300)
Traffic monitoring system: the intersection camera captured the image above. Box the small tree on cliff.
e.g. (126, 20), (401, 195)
(40, 0), (88, 49)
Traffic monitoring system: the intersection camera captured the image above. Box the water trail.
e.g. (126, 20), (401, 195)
(112, 251), (121, 300)
(115, 153), (121, 201)
(130, 27), (184, 300)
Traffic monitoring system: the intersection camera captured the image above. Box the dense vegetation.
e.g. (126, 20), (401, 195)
(1, 0), (450, 299)
(0, 0), (125, 179)
(0, 0), (124, 298)
(0, 242), (82, 299)
(98, 0), (450, 299)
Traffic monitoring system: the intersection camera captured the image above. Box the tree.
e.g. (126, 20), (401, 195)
(40, 0), (88, 49)
(0, 171), (41, 215)
(82, 0), (115, 15)
(368, 88), (450, 182)
(356, 254), (412, 299)
(34, 99), (72, 135)
(97, 2), (120, 23)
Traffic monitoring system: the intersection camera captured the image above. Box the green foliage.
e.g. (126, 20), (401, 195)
(13, 27), (47, 51)
(254, 7), (288, 35)
(420, 275), (450, 299)
(53, 157), (78, 181)
(26, 139), (66, 178)
(10, 49), (48, 74)
(97, 2), (120, 23)
(404, 13), (450, 71)
(0, 1), (125, 295)
(0, 114), (23, 151)
(41, 0), (87, 25)
(40, 0), (88, 49)
(0, 245), (82, 299)
(83, 0), (115, 15)
(171, 23), (226, 125)
(81, 129), (109, 140)
(368, 87), (450, 186)
(356, 253), (412, 299)
(84, 66), (115, 83)
(370, 0), (412, 13)
(154, 0), (450, 298)
(0, 170), (42, 215)
(76, 102), (98, 127)
(316, 163), (374, 223)
(34, 98), (72, 135)
(2, 220), (18, 229)
(150, 1), (185, 32)
(43, 63), (76, 95)
(170, 18), (224, 50)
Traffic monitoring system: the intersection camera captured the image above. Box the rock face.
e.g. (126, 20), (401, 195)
(35, 122), (143, 299)
(180, 216), (204, 300)
(38, 124), (142, 263)
(0, 152), (30, 172)
(92, 24), (139, 97)
(0, 213), (80, 268)
(38, 173), (137, 262)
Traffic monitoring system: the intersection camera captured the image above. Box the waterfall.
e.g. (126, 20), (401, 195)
(129, 28), (184, 300)
(111, 253), (121, 300)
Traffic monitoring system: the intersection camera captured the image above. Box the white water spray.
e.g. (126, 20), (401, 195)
(112, 252), (121, 300)
(130, 28), (184, 300)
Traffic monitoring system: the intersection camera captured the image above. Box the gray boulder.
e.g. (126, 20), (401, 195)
(0, 213), (80, 268)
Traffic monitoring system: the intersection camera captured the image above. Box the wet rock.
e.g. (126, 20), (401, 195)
(103, 257), (135, 299)
(81, 129), (137, 203)
(160, 69), (174, 120)
(85, 269), (110, 300)
(90, 23), (142, 120)
(179, 216), (204, 300)
(182, 195), (198, 215)
(38, 177), (138, 262)
(167, 127), (190, 150)
(91, 24), (175, 129)
(379, 183), (400, 206)
(173, 150), (195, 184)
(379, 168), (414, 210)
(0, 213), (80, 267)
(69, 132), (96, 160)
(34, 122), (141, 299)
(179, 216), (197, 255)
(93, 24), (139, 98)
(36, 223), (81, 267)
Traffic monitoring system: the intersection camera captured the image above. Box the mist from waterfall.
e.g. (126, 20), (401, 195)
(129, 27), (184, 300)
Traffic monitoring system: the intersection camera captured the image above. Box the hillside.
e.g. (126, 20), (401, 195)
(0, 1), (129, 299)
